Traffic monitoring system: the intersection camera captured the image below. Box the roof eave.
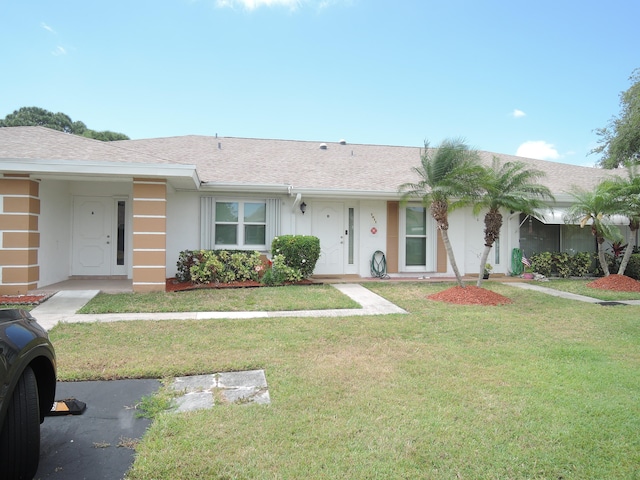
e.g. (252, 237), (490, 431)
(201, 182), (402, 199)
(0, 159), (200, 190)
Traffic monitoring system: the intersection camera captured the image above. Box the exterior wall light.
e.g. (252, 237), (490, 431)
(300, 202), (307, 214)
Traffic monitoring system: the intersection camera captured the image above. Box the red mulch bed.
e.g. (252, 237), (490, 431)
(587, 274), (640, 292)
(0, 294), (50, 305)
(165, 277), (313, 292)
(166, 278), (262, 292)
(428, 285), (512, 306)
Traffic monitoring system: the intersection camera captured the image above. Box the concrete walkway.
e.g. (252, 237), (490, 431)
(30, 283), (407, 331)
(508, 281), (640, 305)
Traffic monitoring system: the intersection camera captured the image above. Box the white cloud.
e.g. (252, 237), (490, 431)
(511, 109), (526, 118)
(516, 141), (561, 161)
(41, 22), (56, 34)
(52, 46), (67, 56)
(216, 0), (302, 10)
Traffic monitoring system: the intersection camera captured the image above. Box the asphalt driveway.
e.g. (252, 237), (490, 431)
(36, 378), (160, 480)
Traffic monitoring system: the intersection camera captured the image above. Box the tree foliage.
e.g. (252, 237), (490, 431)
(0, 106), (129, 141)
(564, 184), (625, 276)
(399, 138), (483, 287)
(591, 68), (640, 168)
(473, 158), (554, 286)
(600, 165), (640, 275)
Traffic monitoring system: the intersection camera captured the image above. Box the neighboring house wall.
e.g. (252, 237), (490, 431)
(0, 177), (40, 294)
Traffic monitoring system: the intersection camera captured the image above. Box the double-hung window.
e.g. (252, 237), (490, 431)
(215, 201), (267, 247)
(405, 206), (427, 266)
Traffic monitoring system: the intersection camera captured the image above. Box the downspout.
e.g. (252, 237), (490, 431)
(292, 192), (302, 213)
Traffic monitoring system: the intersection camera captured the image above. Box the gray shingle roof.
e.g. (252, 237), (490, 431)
(116, 135), (621, 194)
(0, 127), (620, 195)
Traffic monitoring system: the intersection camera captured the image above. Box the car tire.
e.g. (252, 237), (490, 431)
(0, 366), (41, 480)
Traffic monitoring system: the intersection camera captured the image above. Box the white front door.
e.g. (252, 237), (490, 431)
(72, 197), (115, 276)
(312, 202), (344, 275)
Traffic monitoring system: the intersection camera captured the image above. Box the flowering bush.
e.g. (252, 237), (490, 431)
(176, 249), (263, 284)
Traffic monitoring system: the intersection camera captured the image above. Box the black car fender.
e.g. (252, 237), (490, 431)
(0, 309), (57, 432)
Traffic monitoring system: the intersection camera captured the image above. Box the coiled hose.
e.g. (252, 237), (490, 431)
(371, 250), (388, 278)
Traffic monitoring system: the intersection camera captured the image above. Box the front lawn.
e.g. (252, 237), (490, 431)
(77, 284), (359, 314)
(49, 282), (640, 479)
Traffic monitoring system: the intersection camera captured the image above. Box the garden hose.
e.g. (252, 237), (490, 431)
(371, 250), (388, 278)
(511, 248), (524, 275)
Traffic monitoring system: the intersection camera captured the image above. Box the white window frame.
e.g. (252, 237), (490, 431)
(399, 203), (437, 272)
(200, 197), (280, 251)
(214, 200), (267, 249)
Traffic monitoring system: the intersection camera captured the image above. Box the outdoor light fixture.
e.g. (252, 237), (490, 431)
(300, 202), (307, 214)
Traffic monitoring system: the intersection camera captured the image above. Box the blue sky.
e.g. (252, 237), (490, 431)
(1, 0), (638, 166)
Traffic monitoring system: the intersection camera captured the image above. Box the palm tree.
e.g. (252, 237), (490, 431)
(399, 138), (483, 287)
(602, 165), (640, 275)
(565, 183), (625, 276)
(473, 158), (554, 287)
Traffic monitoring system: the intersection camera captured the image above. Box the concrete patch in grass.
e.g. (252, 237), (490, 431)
(171, 370), (270, 412)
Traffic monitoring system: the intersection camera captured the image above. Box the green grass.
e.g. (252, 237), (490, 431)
(48, 282), (640, 479)
(77, 284), (359, 313)
(539, 278), (640, 301)
(0, 304), (34, 311)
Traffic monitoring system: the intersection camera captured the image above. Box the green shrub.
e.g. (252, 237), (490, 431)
(622, 254), (640, 280)
(530, 252), (553, 276)
(530, 251), (595, 277)
(176, 249), (263, 284)
(271, 235), (320, 278)
(552, 252), (571, 278)
(176, 250), (197, 282)
(570, 252), (593, 277)
(594, 252), (614, 277)
(260, 255), (303, 286)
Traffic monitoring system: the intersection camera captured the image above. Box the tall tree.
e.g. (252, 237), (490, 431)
(591, 68), (640, 168)
(0, 106), (129, 141)
(601, 165), (640, 275)
(565, 184), (624, 276)
(399, 138), (483, 288)
(473, 158), (554, 287)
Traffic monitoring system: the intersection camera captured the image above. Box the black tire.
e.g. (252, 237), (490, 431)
(0, 366), (41, 479)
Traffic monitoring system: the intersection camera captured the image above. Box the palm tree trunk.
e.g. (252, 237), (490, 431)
(476, 245), (492, 287)
(597, 237), (610, 276)
(440, 228), (465, 288)
(477, 210), (502, 287)
(618, 227), (638, 275)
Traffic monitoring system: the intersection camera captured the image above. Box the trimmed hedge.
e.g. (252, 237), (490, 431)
(529, 251), (594, 278)
(270, 235), (320, 279)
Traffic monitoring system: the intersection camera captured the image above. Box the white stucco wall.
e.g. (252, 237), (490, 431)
(358, 200), (387, 277)
(165, 191), (201, 277)
(38, 180), (72, 287)
(460, 209), (489, 275)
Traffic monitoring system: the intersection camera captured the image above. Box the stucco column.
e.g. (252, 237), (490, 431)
(0, 176), (40, 294)
(132, 179), (167, 292)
